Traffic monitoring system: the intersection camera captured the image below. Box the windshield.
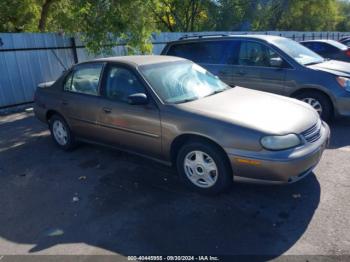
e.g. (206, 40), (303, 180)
(139, 61), (230, 104)
(272, 38), (324, 65)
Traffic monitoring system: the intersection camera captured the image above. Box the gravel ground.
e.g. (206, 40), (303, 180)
(0, 112), (349, 261)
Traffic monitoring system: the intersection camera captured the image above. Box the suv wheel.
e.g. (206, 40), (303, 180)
(49, 114), (76, 150)
(295, 91), (332, 121)
(176, 141), (233, 195)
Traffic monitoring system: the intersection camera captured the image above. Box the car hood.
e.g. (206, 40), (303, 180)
(179, 87), (319, 135)
(307, 60), (350, 77)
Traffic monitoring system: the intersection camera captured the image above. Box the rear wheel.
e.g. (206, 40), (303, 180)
(176, 141), (233, 195)
(295, 91), (332, 121)
(49, 114), (76, 150)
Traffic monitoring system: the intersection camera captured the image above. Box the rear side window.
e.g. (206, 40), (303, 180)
(305, 42), (338, 54)
(166, 40), (239, 65)
(342, 39), (350, 47)
(64, 63), (104, 96)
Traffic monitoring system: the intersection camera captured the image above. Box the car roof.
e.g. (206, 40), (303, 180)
(300, 39), (339, 44)
(87, 55), (186, 67)
(168, 34), (287, 44)
(300, 39), (348, 50)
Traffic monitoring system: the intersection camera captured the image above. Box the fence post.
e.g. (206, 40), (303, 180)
(70, 37), (78, 64)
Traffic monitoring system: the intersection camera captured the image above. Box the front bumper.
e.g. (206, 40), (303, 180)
(335, 95), (350, 117)
(226, 121), (330, 184)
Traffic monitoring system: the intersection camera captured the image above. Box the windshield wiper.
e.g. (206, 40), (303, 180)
(304, 59), (328, 66)
(204, 88), (230, 98)
(304, 61), (322, 66)
(173, 97), (199, 104)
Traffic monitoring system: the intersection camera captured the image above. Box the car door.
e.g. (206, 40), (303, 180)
(97, 63), (162, 158)
(231, 40), (288, 95)
(60, 62), (104, 140)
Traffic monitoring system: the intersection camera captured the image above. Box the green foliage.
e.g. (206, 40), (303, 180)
(276, 0), (340, 31)
(150, 0), (217, 32)
(1, 0), (350, 54)
(66, 0), (156, 55)
(0, 0), (41, 32)
(336, 0), (350, 31)
(213, 0), (254, 30)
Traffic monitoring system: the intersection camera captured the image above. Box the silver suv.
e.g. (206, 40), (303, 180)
(162, 35), (350, 121)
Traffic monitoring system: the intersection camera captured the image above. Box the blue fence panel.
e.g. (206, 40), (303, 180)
(0, 33), (75, 107)
(1, 31), (350, 108)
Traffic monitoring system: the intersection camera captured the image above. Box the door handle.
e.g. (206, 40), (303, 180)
(102, 107), (112, 113)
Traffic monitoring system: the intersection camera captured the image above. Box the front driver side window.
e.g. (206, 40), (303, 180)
(104, 66), (145, 103)
(239, 41), (284, 68)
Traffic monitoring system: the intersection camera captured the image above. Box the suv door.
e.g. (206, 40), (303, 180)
(165, 40), (239, 86)
(232, 40), (289, 95)
(60, 62), (104, 140)
(97, 63), (162, 158)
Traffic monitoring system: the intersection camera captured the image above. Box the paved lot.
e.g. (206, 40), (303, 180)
(0, 112), (349, 260)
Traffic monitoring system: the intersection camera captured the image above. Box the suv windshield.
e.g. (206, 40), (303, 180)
(139, 61), (230, 104)
(272, 38), (325, 65)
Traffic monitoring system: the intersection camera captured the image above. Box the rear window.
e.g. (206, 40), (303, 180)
(312, 42), (338, 53)
(303, 41), (347, 53)
(166, 40), (239, 65)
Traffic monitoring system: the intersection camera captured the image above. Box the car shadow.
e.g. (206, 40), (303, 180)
(328, 117), (350, 149)
(0, 114), (321, 259)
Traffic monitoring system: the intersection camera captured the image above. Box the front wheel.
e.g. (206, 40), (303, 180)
(176, 141), (233, 195)
(295, 91), (333, 122)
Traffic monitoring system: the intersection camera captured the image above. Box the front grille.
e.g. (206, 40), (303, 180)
(301, 120), (322, 143)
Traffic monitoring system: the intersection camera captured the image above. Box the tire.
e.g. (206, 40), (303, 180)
(49, 114), (76, 150)
(176, 140), (233, 195)
(295, 91), (333, 122)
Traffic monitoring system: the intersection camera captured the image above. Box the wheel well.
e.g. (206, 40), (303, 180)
(46, 110), (62, 122)
(170, 134), (231, 168)
(291, 88), (334, 110)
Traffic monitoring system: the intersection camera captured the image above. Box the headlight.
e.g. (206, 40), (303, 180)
(261, 134), (301, 150)
(336, 76), (350, 92)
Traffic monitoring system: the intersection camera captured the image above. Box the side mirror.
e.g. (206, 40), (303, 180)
(127, 93), (148, 105)
(270, 57), (283, 68)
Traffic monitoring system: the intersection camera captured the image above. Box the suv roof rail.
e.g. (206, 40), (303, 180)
(178, 34), (229, 40)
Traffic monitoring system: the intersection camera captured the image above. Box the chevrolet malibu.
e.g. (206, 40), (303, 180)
(34, 56), (330, 194)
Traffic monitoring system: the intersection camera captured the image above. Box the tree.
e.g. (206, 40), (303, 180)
(150, 0), (216, 32)
(65, 0), (156, 54)
(336, 0), (350, 31)
(252, 0), (341, 31)
(213, 0), (255, 31)
(0, 0), (40, 32)
(38, 0), (56, 31)
(1, 0), (349, 55)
